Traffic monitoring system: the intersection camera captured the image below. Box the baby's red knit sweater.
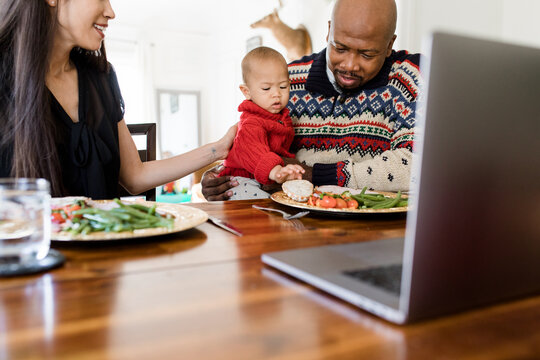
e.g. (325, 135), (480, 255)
(219, 100), (295, 185)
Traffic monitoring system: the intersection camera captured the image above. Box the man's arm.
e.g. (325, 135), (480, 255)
(313, 148), (412, 191)
(312, 126), (414, 191)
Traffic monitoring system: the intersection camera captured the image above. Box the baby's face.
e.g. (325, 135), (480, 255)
(244, 59), (290, 114)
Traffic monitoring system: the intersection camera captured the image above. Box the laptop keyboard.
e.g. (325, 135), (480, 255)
(343, 264), (402, 295)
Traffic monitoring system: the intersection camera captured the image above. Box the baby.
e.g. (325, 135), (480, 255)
(219, 46), (304, 200)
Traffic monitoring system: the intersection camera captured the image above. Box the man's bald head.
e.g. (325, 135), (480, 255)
(330, 0), (397, 43)
(326, 0), (398, 90)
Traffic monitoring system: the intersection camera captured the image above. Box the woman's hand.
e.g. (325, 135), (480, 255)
(213, 123), (238, 161)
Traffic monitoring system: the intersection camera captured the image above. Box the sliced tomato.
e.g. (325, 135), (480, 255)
(347, 199), (359, 209)
(335, 198), (348, 209)
(320, 195), (337, 208)
(51, 212), (65, 224)
(63, 204), (82, 219)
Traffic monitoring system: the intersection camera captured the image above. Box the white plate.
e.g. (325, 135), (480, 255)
(271, 191), (409, 216)
(51, 200), (208, 242)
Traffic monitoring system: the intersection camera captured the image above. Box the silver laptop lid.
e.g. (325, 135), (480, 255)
(402, 32), (540, 321)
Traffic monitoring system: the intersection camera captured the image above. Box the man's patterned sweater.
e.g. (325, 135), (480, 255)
(287, 48), (421, 191)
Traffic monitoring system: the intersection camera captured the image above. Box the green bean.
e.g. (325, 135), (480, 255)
(110, 207), (145, 218)
(131, 222), (156, 230)
(397, 200), (409, 207)
(362, 194), (386, 201)
(57, 199), (175, 235)
(88, 221), (106, 231)
(347, 188), (408, 210)
(71, 208), (100, 215)
(111, 223), (126, 232)
(372, 198), (397, 209)
(70, 219), (90, 234)
(366, 199), (389, 208)
(85, 212), (119, 223)
(386, 192), (402, 208)
(127, 203), (153, 213)
(106, 210), (132, 221)
(81, 224), (92, 235)
(114, 199), (156, 215)
(372, 192), (401, 209)
(121, 206), (163, 222)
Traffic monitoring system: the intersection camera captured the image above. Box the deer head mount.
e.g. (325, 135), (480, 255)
(250, 9), (312, 61)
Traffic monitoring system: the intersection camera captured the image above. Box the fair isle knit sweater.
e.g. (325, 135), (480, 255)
(288, 49), (421, 191)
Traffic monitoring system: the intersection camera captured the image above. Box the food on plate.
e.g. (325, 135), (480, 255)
(307, 186), (408, 210)
(282, 180), (314, 202)
(51, 198), (174, 235)
(314, 185), (364, 195)
(281, 180), (408, 210)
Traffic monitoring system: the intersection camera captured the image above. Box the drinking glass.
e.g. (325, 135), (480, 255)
(0, 178), (51, 266)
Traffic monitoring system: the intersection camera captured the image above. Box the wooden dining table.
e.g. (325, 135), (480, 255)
(1, 198), (539, 359)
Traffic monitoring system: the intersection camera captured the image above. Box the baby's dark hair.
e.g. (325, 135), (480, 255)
(241, 46), (288, 84)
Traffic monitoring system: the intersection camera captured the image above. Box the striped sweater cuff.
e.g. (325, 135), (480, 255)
(312, 163), (338, 186)
(313, 161), (349, 186)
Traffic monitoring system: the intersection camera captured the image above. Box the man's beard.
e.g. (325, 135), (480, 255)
(334, 69), (364, 89)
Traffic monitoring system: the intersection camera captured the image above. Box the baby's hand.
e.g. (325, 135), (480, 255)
(269, 164), (305, 184)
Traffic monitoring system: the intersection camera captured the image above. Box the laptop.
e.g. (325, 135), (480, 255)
(261, 32), (540, 324)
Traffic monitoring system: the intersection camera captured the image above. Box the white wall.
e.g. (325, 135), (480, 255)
(108, 0), (333, 149)
(397, 0), (540, 53)
(500, 0), (540, 47)
(107, 25), (213, 153)
(107, 0), (540, 155)
(206, 0), (333, 144)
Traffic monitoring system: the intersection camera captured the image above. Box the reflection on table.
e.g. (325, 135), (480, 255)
(1, 199), (538, 359)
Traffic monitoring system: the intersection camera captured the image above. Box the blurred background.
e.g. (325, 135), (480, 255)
(105, 0), (540, 196)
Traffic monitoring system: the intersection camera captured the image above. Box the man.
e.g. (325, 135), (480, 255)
(203, 0), (420, 201)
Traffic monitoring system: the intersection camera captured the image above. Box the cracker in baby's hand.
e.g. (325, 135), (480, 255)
(282, 180), (313, 203)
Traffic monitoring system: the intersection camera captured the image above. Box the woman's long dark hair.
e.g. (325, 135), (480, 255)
(0, 0), (109, 196)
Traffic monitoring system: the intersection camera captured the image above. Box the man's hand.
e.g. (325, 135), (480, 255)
(282, 157), (313, 182)
(201, 166), (239, 201)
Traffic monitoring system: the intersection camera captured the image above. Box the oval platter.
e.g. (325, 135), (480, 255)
(51, 200), (208, 242)
(271, 191), (409, 216)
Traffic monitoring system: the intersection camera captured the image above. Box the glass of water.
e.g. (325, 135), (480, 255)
(0, 178), (51, 266)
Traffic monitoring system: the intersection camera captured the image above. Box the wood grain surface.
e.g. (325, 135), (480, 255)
(1, 199), (539, 360)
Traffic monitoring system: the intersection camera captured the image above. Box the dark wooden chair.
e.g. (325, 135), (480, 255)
(118, 123), (157, 201)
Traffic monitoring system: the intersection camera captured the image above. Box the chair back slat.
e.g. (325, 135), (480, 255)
(118, 123), (156, 201)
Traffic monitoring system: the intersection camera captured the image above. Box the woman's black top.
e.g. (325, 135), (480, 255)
(0, 54), (125, 199)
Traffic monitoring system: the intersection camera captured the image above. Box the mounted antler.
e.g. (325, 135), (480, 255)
(251, 9), (312, 61)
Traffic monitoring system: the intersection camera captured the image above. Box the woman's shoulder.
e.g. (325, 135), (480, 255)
(71, 50), (125, 121)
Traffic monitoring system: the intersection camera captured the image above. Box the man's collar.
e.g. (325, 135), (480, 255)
(305, 48), (396, 97)
(325, 49), (343, 94)
(305, 49), (339, 97)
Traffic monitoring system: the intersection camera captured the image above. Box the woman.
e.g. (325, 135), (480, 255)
(0, 0), (236, 198)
